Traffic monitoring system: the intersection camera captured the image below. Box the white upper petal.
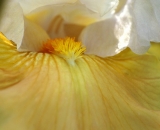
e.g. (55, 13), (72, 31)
(0, 1), (24, 47)
(16, 0), (77, 14)
(0, 1), (49, 51)
(151, 0), (160, 24)
(132, 0), (160, 42)
(80, 0), (119, 16)
(80, 0), (160, 57)
(18, 17), (50, 52)
(80, 18), (119, 57)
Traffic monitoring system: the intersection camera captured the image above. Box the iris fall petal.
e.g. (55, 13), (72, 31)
(0, 34), (160, 130)
(147, 42), (160, 60)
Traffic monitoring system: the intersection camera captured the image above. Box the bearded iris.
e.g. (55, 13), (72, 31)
(0, 0), (160, 130)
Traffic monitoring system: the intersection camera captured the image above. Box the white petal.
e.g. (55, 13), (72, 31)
(119, 0), (160, 54)
(0, 1), (24, 46)
(17, 0), (77, 14)
(114, 0), (151, 55)
(81, 0), (160, 57)
(133, 0), (160, 42)
(18, 17), (50, 52)
(80, 18), (119, 57)
(151, 0), (160, 24)
(80, 0), (119, 16)
(60, 4), (100, 25)
(26, 3), (100, 40)
(25, 5), (66, 39)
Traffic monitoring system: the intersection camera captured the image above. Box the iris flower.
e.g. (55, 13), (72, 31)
(0, 0), (160, 130)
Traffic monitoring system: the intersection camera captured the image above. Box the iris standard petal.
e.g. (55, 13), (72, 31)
(81, 0), (160, 57)
(0, 1), (50, 51)
(26, 4), (96, 40)
(16, 0), (77, 14)
(18, 17), (50, 52)
(0, 34), (160, 130)
(133, 0), (160, 42)
(0, 1), (24, 49)
(80, 0), (119, 16)
(113, 0), (160, 55)
(80, 17), (119, 57)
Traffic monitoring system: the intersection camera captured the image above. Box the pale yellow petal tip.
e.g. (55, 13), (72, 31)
(41, 37), (86, 66)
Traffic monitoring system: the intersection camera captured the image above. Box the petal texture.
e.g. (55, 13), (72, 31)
(0, 1), (50, 51)
(80, 0), (119, 16)
(26, 4), (95, 40)
(146, 42), (160, 60)
(16, 0), (77, 14)
(114, 0), (160, 55)
(80, 17), (119, 57)
(81, 0), (160, 57)
(18, 17), (50, 52)
(0, 34), (160, 130)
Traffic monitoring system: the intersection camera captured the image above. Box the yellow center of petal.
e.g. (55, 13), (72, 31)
(41, 37), (86, 65)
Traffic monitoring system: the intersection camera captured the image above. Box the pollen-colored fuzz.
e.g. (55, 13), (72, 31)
(41, 37), (86, 65)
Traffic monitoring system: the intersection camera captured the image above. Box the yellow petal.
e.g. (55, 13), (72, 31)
(147, 42), (160, 60)
(0, 33), (160, 130)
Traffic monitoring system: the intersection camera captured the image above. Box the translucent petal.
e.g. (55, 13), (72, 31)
(132, 0), (160, 42)
(81, 0), (160, 57)
(151, 0), (160, 24)
(26, 3), (100, 41)
(1, 34), (160, 129)
(80, 0), (119, 16)
(18, 17), (50, 52)
(16, 0), (77, 14)
(116, 0), (160, 54)
(0, 1), (49, 51)
(80, 17), (119, 57)
(26, 4), (94, 40)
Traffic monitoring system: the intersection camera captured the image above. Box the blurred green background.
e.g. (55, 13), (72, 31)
(0, 0), (4, 16)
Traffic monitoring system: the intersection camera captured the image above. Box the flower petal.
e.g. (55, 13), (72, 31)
(133, 0), (160, 41)
(17, 0), (77, 14)
(0, 1), (50, 51)
(26, 4), (88, 40)
(116, 0), (160, 54)
(81, 0), (160, 57)
(26, 3), (100, 41)
(147, 42), (160, 60)
(80, 0), (119, 16)
(0, 34), (160, 129)
(18, 17), (50, 52)
(80, 17), (119, 57)
(0, 1), (24, 48)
